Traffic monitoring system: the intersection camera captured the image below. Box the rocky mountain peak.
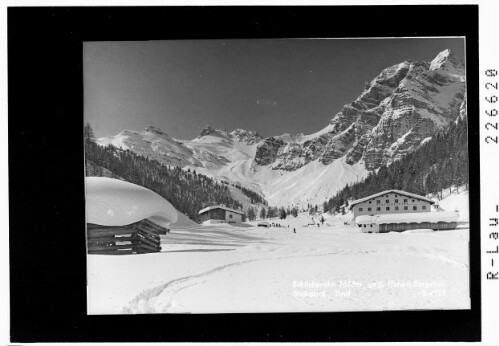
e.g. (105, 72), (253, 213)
(429, 49), (464, 73)
(251, 48), (466, 171)
(97, 48), (467, 205)
(230, 128), (263, 144)
(143, 125), (169, 136)
(199, 125), (229, 138)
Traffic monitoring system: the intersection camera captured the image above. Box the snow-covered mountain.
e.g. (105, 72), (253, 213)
(253, 49), (466, 171)
(97, 49), (466, 207)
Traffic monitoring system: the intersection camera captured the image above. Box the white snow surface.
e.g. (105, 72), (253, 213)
(432, 187), (470, 223)
(170, 211), (198, 229)
(86, 177), (178, 227)
(98, 125), (368, 207)
(176, 136), (369, 207)
(88, 214), (470, 314)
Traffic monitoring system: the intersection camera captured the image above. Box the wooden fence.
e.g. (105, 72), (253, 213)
(87, 219), (167, 255)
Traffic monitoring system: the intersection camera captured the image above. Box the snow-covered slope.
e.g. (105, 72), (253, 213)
(88, 216), (470, 314)
(429, 187), (469, 223)
(97, 49), (466, 207)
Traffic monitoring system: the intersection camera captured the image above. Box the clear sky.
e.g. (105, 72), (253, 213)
(84, 38), (465, 140)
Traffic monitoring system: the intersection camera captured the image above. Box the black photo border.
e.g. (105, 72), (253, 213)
(8, 5), (480, 342)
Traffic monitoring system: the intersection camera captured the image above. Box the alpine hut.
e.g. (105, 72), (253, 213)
(198, 204), (243, 224)
(349, 189), (435, 220)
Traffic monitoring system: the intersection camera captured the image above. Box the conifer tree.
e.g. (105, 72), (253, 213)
(259, 207), (266, 220)
(279, 207), (287, 219)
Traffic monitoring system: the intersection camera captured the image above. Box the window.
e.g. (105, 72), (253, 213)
(386, 199), (389, 203)
(413, 206), (417, 210)
(368, 207), (372, 211)
(395, 199), (399, 203)
(422, 205), (426, 210)
(229, 214), (233, 218)
(386, 207), (390, 211)
(404, 206), (408, 210)
(364, 225), (366, 228)
(395, 206), (399, 211)
(412, 199), (415, 202)
(359, 208), (363, 212)
(376, 207), (380, 211)
(370, 225), (373, 227)
(404, 199), (408, 203)
(376, 200), (381, 205)
(395, 194), (398, 197)
(368, 201), (372, 204)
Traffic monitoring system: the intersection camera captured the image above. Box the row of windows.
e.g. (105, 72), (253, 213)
(371, 198), (415, 204)
(358, 205), (426, 212)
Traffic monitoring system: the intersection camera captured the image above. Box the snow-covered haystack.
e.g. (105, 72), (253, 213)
(86, 177), (178, 228)
(85, 177), (178, 255)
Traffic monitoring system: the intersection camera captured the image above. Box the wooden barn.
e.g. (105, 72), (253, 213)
(198, 205), (243, 224)
(349, 189), (436, 220)
(355, 211), (459, 233)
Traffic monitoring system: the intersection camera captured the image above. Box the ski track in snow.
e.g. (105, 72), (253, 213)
(122, 242), (467, 314)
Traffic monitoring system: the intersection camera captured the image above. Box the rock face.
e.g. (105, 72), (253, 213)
(254, 137), (285, 166)
(143, 125), (169, 136)
(198, 125), (230, 138)
(252, 49), (466, 171)
(97, 49), (466, 186)
(230, 128), (264, 145)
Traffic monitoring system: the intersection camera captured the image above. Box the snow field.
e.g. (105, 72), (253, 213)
(434, 187), (469, 223)
(87, 214), (470, 314)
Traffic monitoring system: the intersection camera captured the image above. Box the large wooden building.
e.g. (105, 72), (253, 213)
(198, 205), (244, 224)
(349, 189), (435, 220)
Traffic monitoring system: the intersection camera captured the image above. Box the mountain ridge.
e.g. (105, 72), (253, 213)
(96, 49), (466, 207)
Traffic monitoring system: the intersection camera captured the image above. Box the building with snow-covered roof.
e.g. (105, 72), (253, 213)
(85, 177), (178, 254)
(349, 189), (435, 220)
(198, 204), (243, 224)
(355, 211), (458, 233)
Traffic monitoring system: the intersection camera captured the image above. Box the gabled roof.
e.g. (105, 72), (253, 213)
(349, 189), (435, 209)
(198, 205), (244, 215)
(355, 211), (458, 224)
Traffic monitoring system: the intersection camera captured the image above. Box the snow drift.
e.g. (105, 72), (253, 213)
(85, 177), (178, 228)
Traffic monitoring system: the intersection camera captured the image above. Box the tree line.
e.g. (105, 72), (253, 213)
(245, 205), (300, 221)
(84, 124), (244, 220)
(323, 115), (469, 214)
(220, 180), (268, 206)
